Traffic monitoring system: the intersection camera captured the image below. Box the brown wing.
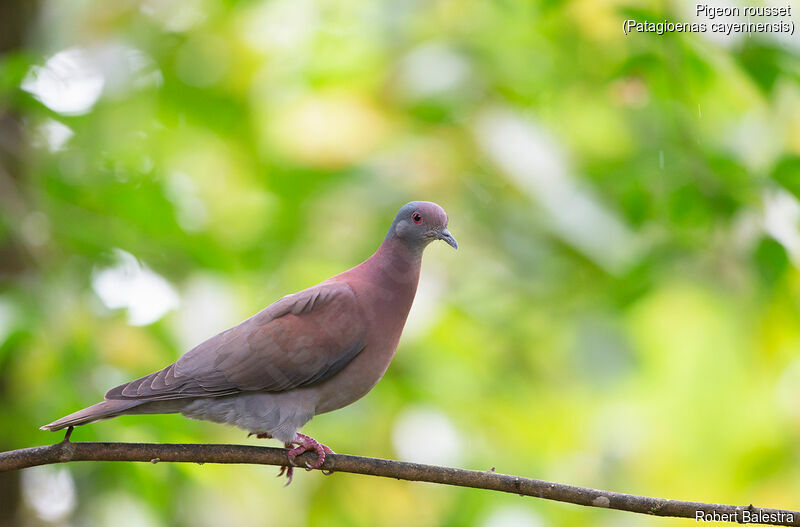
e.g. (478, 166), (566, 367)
(105, 281), (365, 401)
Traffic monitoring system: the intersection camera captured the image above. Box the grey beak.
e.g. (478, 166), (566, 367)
(438, 229), (458, 250)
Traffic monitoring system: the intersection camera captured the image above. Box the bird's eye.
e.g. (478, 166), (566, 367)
(412, 212), (423, 224)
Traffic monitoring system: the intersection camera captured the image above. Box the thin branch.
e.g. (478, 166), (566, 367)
(0, 436), (797, 526)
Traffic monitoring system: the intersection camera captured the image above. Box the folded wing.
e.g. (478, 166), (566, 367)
(105, 281), (365, 401)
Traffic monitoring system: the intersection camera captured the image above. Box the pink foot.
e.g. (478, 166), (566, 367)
(277, 464), (294, 485)
(287, 433), (333, 469)
(280, 433), (334, 484)
(257, 432), (334, 485)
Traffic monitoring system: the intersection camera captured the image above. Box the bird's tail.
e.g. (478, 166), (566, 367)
(40, 399), (143, 431)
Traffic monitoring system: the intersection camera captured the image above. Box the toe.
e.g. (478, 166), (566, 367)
(277, 465), (295, 485)
(306, 445), (326, 470)
(285, 435), (333, 471)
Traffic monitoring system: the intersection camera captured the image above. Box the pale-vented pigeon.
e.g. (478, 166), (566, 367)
(42, 201), (457, 481)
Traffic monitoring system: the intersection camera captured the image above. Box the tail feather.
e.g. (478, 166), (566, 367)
(41, 399), (143, 431)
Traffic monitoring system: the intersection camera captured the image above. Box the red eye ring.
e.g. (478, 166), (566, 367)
(412, 212), (423, 224)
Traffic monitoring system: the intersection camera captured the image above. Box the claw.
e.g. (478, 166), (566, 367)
(285, 433), (334, 473)
(277, 465), (294, 486)
(271, 433), (335, 485)
(250, 431), (292, 483)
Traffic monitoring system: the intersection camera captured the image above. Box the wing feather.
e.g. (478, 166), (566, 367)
(105, 281), (365, 401)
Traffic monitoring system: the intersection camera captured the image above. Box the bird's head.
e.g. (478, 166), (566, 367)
(387, 201), (458, 251)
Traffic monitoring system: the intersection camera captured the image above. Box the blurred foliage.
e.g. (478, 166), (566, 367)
(1, 0), (800, 526)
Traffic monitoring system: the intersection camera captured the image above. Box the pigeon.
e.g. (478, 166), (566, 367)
(42, 201), (457, 482)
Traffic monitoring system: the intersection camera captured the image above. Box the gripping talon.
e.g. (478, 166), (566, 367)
(277, 465), (294, 485)
(272, 433), (334, 484)
(284, 433), (333, 474)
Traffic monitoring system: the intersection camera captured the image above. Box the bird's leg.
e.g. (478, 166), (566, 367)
(286, 433), (334, 471)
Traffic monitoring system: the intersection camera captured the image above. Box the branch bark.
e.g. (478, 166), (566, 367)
(1, 435), (797, 526)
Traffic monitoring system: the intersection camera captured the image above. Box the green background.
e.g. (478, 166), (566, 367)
(1, 0), (799, 526)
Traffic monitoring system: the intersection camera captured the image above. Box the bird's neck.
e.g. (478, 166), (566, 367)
(341, 235), (422, 315)
(362, 236), (423, 292)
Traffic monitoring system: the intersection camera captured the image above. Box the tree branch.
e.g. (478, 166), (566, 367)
(1, 435), (797, 525)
